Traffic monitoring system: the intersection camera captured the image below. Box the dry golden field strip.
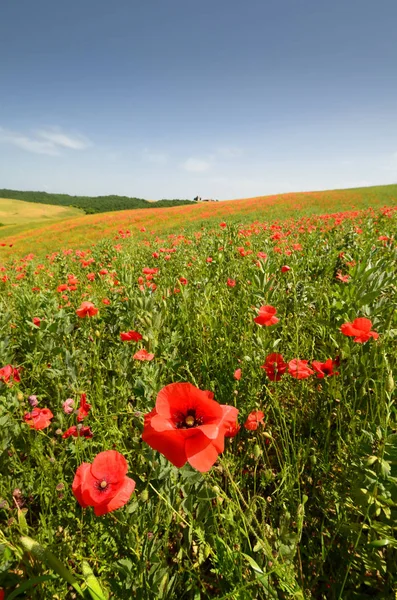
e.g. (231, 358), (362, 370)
(0, 198), (83, 241)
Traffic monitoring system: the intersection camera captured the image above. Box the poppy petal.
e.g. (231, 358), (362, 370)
(185, 433), (219, 472)
(91, 450), (128, 483)
(94, 477), (136, 516)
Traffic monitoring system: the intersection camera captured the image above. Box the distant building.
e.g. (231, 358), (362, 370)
(194, 196), (218, 202)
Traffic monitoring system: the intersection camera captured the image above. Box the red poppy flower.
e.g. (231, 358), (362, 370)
(24, 407), (54, 430)
(244, 410), (264, 431)
(76, 302), (98, 318)
(288, 359), (314, 379)
(32, 317), (41, 327)
(62, 425), (93, 439)
(57, 284), (69, 292)
(179, 277), (188, 285)
(254, 305), (279, 326)
(234, 368), (242, 380)
(340, 318), (379, 343)
(281, 265), (291, 272)
(219, 221), (227, 228)
(72, 450), (135, 516)
(312, 359), (339, 378)
(142, 267), (158, 275)
(87, 273), (95, 282)
(336, 272), (350, 283)
(261, 353), (288, 381)
(142, 383), (239, 472)
(102, 298), (111, 305)
(77, 393), (91, 422)
(206, 257), (213, 263)
(224, 420), (240, 438)
(133, 348), (154, 361)
(227, 278), (236, 287)
(120, 330), (143, 342)
(0, 364), (21, 385)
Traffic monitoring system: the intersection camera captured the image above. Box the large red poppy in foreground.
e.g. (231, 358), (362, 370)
(142, 383), (239, 472)
(72, 450), (135, 516)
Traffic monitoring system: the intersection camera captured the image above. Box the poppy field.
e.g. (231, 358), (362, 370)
(0, 199), (397, 599)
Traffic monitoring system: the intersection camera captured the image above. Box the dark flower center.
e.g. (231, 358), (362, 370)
(96, 479), (109, 492)
(176, 409), (203, 429)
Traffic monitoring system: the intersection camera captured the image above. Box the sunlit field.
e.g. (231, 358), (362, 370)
(0, 184), (396, 260)
(0, 193), (396, 598)
(0, 198), (83, 241)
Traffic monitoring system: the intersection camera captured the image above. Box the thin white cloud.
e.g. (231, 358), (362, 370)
(0, 126), (91, 156)
(37, 128), (91, 150)
(0, 127), (59, 155)
(182, 157), (211, 173)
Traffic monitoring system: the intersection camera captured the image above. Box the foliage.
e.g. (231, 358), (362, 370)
(0, 202), (396, 598)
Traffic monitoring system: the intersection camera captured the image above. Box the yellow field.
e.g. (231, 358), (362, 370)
(0, 198), (83, 240)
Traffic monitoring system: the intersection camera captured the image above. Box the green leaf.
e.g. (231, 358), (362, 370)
(368, 539), (390, 547)
(6, 575), (57, 599)
(81, 560), (108, 600)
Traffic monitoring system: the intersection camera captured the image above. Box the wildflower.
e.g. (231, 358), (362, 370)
(87, 273), (95, 281)
(244, 410), (265, 431)
(179, 277), (188, 285)
(120, 330), (143, 342)
(234, 368), (242, 380)
(32, 317), (41, 327)
(62, 425), (93, 439)
(28, 395), (39, 407)
(76, 302), (98, 318)
(77, 393), (91, 422)
(63, 398), (75, 414)
(288, 359), (314, 379)
(72, 450), (135, 516)
(336, 272), (350, 283)
(254, 305), (279, 327)
(24, 407), (54, 430)
(261, 353), (288, 381)
(0, 365), (21, 385)
(224, 420), (240, 438)
(142, 267), (158, 275)
(133, 348), (155, 361)
(257, 252), (267, 260)
(102, 298), (111, 305)
(142, 382), (239, 472)
(227, 278), (236, 287)
(281, 265), (291, 272)
(206, 257), (213, 263)
(340, 318), (379, 343)
(312, 359), (339, 378)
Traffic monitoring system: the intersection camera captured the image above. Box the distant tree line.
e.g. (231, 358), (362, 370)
(0, 189), (193, 214)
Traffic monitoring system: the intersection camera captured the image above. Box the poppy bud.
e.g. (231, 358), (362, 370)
(17, 392), (24, 401)
(140, 489), (149, 502)
(95, 330), (101, 338)
(386, 372), (395, 394)
(253, 444), (262, 459)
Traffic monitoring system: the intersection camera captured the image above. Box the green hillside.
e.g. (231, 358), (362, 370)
(0, 188), (193, 214)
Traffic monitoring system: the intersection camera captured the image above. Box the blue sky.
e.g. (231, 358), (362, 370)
(0, 0), (396, 199)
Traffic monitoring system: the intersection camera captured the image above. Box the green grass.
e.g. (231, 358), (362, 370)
(0, 203), (396, 599)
